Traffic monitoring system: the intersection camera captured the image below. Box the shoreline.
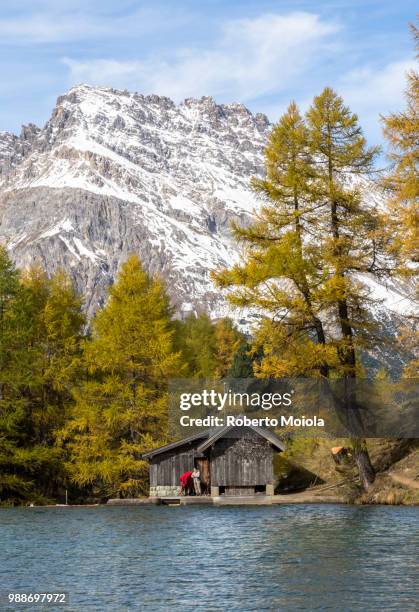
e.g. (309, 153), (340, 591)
(3, 496), (417, 508)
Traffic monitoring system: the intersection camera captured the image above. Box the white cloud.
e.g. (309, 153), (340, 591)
(340, 59), (415, 117)
(256, 58), (415, 139)
(338, 58), (415, 142)
(63, 12), (339, 101)
(0, 6), (182, 44)
(0, 14), (104, 43)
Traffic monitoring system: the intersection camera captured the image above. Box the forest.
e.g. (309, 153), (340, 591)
(0, 29), (417, 505)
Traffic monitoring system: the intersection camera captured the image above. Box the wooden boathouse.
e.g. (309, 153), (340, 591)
(143, 424), (286, 498)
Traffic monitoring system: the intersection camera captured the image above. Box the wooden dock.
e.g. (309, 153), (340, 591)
(108, 492), (345, 506)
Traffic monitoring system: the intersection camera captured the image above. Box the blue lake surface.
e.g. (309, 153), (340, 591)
(0, 504), (418, 611)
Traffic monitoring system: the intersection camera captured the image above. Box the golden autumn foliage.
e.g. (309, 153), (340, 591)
(213, 90), (384, 383)
(381, 23), (419, 267)
(0, 250), (85, 504)
(62, 255), (181, 499)
(174, 313), (244, 378)
(213, 88), (386, 488)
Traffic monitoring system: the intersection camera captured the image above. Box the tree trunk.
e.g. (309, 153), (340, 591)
(294, 209), (329, 378)
(351, 439), (375, 490)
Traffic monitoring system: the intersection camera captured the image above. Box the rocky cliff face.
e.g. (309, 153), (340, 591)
(0, 85), (415, 346)
(0, 85), (270, 321)
(0, 123), (40, 179)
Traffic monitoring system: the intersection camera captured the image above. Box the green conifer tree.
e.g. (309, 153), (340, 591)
(174, 314), (243, 378)
(0, 247), (32, 503)
(213, 318), (244, 378)
(174, 313), (218, 377)
(0, 255), (85, 504)
(228, 341), (261, 378)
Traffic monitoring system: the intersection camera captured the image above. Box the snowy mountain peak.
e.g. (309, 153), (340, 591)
(0, 85), (269, 321)
(0, 84), (415, 355)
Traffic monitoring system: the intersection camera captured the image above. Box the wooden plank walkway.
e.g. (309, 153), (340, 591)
(108, 492), (345, 506)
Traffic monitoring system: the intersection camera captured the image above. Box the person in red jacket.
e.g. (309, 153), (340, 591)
(179, 471), (193, 496)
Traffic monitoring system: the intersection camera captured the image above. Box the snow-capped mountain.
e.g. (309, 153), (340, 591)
(0, 84), (415, 347)
(0, 84), (270, 321)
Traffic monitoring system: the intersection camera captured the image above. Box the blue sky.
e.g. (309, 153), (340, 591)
(1, 0), (417, 146)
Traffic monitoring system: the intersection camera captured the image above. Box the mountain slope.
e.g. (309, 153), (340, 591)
(0, 85), (270, 321)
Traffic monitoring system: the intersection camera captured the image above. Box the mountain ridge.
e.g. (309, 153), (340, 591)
(0, 84), (270, 322)
(0, 85), (416, 349)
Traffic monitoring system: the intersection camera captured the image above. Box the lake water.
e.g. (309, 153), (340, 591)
(0, 505), (418, 611)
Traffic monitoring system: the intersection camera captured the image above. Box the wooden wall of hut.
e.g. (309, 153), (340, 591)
(210, 430), (274, 487)
(149, 448), (197, 486)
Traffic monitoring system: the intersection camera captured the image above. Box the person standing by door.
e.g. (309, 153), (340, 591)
(191, 467), (201, 495)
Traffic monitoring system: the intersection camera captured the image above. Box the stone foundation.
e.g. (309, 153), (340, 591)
(149, 485), (180, 497)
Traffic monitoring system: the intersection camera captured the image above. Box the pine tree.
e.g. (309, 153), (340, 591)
(381, 23), (419, 379)
(25, 269), (85, 499)
(0, 246), (21, 383)
(228, 340), (261, 378)
(0, 247), (31, 503)
(306, 87), (381, 380)
(214, 92), (385, 489)
(305, 88), (382, 488)
(214, 102), (337, 378)
(381, 22), (419, 266)
(63, 255), (180, 499)
(213, 318), (243, 377)
(174, 313), (217, 377)
(0, 249), (84, 503)
(0, 259), (85, 504)
(174, 314), (243, 378)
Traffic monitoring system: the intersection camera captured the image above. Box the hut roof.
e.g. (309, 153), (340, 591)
(142, 422), (286, 459)
(197, 423), (286, 453)
(142, 431), (208, 459)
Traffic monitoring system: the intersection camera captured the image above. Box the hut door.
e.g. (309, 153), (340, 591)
(195, 458), (210, 493)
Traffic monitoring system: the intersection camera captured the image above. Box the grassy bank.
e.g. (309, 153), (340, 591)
(275, 439), (419, 505)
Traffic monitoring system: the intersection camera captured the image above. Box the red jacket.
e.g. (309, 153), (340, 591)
(180, 471), (193, 488)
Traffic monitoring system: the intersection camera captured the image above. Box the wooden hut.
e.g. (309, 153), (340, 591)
(143, 424), (286, 497)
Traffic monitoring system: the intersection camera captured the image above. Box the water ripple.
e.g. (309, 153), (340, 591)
(0, 505), (417, 611)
